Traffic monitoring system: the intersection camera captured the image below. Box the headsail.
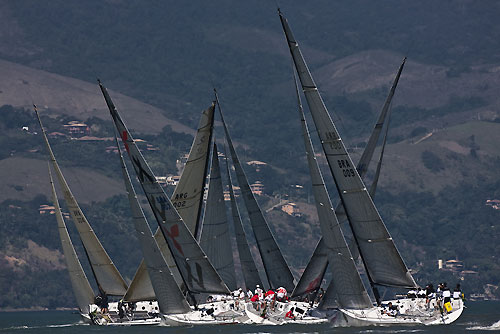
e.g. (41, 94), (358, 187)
(49, 165), (95, 314)
(99, 80), (229, 295)
(216, 94), (295, 291)
(116, 133), (191, 314)
(293, 58), (406, 297)
(35, 106), (128, 296)
(279, 11), (417, 290)
(293, 69), (372, 309)
(200, 143), (237, 291)
(223, 144), (263, 291)
(124, 105), (215, 302)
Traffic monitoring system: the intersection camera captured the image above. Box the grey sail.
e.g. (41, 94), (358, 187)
(116, 134), (191, 314)
(35, 106), (128, 296)
(217, 97), (295, 292)
(124, 105), (214, 302)
(279, 12), (417, 289)
(99, 80), (229, 295)
(200, 143), (237, 291)
(293, 58), (406, 297)
(49, 165), (95, 314)
(223, 145), (263, 291)
(294, 70), (372, 309)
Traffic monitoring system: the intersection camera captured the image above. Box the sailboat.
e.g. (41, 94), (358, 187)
(99, 80), (249, 325)
(278, 9), (464, 325)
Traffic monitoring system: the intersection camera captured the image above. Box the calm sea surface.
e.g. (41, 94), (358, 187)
(0, 301), (499, 333)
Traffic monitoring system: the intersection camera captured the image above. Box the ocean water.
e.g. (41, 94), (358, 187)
(0, 302), (499, 333)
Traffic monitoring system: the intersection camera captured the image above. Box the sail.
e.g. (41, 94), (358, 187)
(35, 106), (128, 296)
(116, 134), (191, 314)
(124, 105), (214, 301)
(223, 146), (263, 291)
(279, 11), (417, 289)
(294, 58), (405, 295)
(99, 80), (229, 295)
(217, 97), (295, 292)
(294, 70), (372, 309)
(49, 165), (95, 314)
(200, 143), (237, 291)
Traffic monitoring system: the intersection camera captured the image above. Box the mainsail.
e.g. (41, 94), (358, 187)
(293, 70), (372, 309)
(279, 11), (417, 291)
(99, 80), (229, 295)
(116, 134), (191, 314)
(216, 95), (295, 292)
(200, 143), (237, 291)
(124, 104), (215, 302)
(292, 57), (406, 298)
(35, 106), (128, 296)
(49, 165), (95, 314)
(223, 145), (263, 291)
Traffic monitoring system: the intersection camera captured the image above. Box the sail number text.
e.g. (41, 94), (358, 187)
(338, 159), (355, 178)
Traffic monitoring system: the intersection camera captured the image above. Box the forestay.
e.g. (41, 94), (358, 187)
(99, 81), (229, 295)
(223, 145), (263, 291)
(279, 12), (417, 289)
(200, 143), (237, 291)
(116, 134), (191, 314)
(217, 98), (295, 292)
(294, 70), (372, 309)
(35, 106), (128, 296)
(49, 166), (95, 314)
(293, 57), (407, 296)
(124, 104), (215, 302)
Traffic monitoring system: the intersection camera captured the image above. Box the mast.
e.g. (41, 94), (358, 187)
(35, 105), (128, 296)
(99, 80), (230, 296)
(48, 164), (95, 314)
(215, 91), (295, 291)
(278, 10), (416, 304)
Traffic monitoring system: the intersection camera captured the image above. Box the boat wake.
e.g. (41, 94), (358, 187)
(0, 322), (88, 331)
(467, 319), (500, 331)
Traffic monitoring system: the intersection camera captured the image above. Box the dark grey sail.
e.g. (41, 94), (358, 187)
(216, 96), (295, 292)
(292, 58), (406, 298)
(223, 145), (263, 291)
(49, 165), (95, 314)
(99, 80), (229, 295)
(279, 11), (417, 290)
(116, 134), (191, 314)
(35, 106), (128, 296)
(200, 143), (237, 291)
(124, 105), (214, 302)
(293, 70), (372, 309)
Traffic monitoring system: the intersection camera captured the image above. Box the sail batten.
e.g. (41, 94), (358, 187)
(99, 81), (229, 295)
(35, 106), (128, 296)
(49, 165), (95, 314)
(279, 12), (417, 290)
(216, 97), (294, 292)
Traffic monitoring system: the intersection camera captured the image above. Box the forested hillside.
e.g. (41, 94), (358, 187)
(0, 1), (499, 309)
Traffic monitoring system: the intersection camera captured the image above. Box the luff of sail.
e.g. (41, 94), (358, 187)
(115, 133), (191, 314)
(99, 80), (229, 295)
(294, 70), (372, 309)
(279, 11), (417, 289)
(35, 106), (128, 296)
(292, 58), (406, 297)
(200, 143), (237, 291)
(124, 105), (214, 302)
(49, 164), (95, 314)
(223, 144), (263, 291)
(217, 96), (295, 292)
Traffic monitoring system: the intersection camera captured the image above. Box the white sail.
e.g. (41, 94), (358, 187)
(48, 165), (95, 314)
(99, 81), (229, 295)
(35, 106), (128, 296)
(124, 104), (214, 302)
(279, 11), (417, 290)
(116, 134), (191, 314)
(200, 143), (237, 291)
